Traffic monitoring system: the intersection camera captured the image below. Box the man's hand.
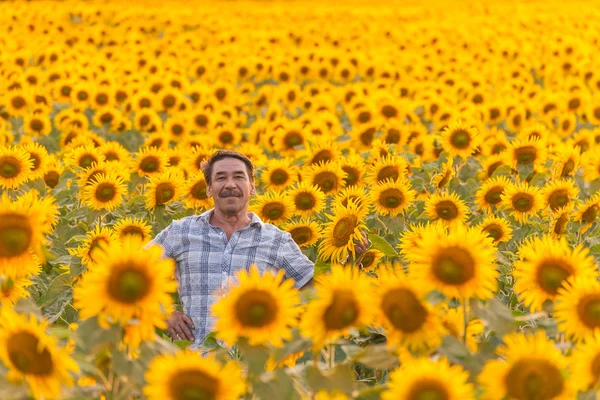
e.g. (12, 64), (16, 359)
(167, 311), (195, 341)
(354, 231), (370, 260)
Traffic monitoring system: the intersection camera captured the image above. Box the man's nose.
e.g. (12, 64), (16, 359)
(224, 178), (237, 188)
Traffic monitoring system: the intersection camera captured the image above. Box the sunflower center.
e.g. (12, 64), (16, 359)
(483, 224), (503, 240)
(270, 169), (289, 185)
(512, 193), (534, 212)
(169, 369), (218, 400)
(235, 289), (277, 327)
(377, 166), (400, 183)
(155, 183), (175, 204)
(0, 157), (20, 178)
(121, 226), (144, 239)
(561, 160), (575, 176)
(95, 183), (116, 202)
(29, 154), (41, 171)
(487, 160), (503, 177)
(484, 186), (504, 205)
(44, 171), (60, 188)
(284, 131), (303, 148)
(195, 115), (208, 127)
(140, 156), (159, 173)
(591, 353), (600, 382)
(536, 260), (573, 295)
(311, 150), (334, 165)
(361, 251), (376, 268)
(342, 166), (359, 186)
(515, 146), (537, 164)
(262, 203), (284, 221)
(108, 267), (150, 304)
(381, 105), (397, 119)
(505, 359), (564, 400)
(432, 246), (475, 285)
(7, 331), (54, 376)
(548, 189), (569, 211)
(219, 131), (233, 144)
(30, 119), (43, 132)
(450, 129), (471, 148)
(577, 294), (600, 329)
(79, 154), (96, 168)
(0, 214), (33, 258)
(295, 193), (316, 210)
(435, 200), (459, 220)
(324, 290), (358, 330)
(191, 181), (208, 200)
(553, 214), (569, 235)
(381, 288), (427, 333)
(407, 379), (450, 400)
(290, 226), (313, 245)
(332, 216), (358, 247)
(314, 172), (337, 193)
(380, 188), (404, 209)
(582, 205), (599, 223)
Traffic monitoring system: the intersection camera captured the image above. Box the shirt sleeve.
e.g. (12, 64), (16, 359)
(145, 220), (182, 260)
(278, 232), (314, 289)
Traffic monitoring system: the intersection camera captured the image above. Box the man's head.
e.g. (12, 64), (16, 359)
(202, 150), (256, 216)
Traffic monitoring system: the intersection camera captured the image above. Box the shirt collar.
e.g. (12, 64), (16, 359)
(198, 209), (264, 228)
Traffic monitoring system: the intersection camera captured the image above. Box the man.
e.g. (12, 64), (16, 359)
(149, 149), (368, 347)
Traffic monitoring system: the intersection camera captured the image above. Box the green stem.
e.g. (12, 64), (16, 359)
(462, 298), (469, 346)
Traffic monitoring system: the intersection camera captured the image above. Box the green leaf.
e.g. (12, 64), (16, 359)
(356, 386), (386, 400)
(345, 343), (399, 370)
(470, 298), (516, 337)
(253, 369), (301, 400)
(237, 338), (269, 377)
(314, 260), (331, 277)
(367, 233), (397, 257)
(173, 339), (194, 349)
(305, 364), (356, 395)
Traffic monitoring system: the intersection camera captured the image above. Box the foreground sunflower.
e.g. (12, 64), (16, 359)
(69, 225), (117, 266)
(212, 266), (300, 347)
(283, 219), (322, 248)
(287, 182), (326, 218)
(0, 309), (79, 400)
(555, 277), (600, 341)
(81, 173), (128, 211)
(501, 181), (543, 223)
(382, 357), (475, 400)
(318, 200), (367, 263)
(112, 217), (152, 242)
(440, 119), (480, 159)
(144, 350), (245, 400)
(0, 145), (33, 189)
(374, 268), (446, 353)
(513, 235), (597, 312)
(424, 192), (469, 227)
(478, 331), (574, 399)
(406, 225), (497, 299)
(0, 275), (32, 307)
(302, 161), (347, 195)
(145, 170), (185, 210)
(249, 191), (294, 225)
(260, 158), (299, 191)
(569, 332), (600, 391)
(300, 265), (374, 349)
(372, 178), (416, 217)
(73, 238), (177, 348)
(477, 215), (513, 244)
(397, 222), (446, 259)
(333, 185), (372, 216)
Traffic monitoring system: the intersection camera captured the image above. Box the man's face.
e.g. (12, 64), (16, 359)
(206, 158), (255, 215)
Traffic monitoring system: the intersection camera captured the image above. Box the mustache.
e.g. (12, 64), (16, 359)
(219, 189), (242, 198)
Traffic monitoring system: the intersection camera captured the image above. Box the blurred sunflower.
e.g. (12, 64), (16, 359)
(551, 144), (581, 179)
(74, 238), (177, 348)
(478, 331), (574, 400)
(23, 113), (52, 137)
(542, 178), (578, 212)
(144, 350), (245, 400)
(300, 265), (374, 349)
(475, 176), (511, 211)
(367, 155), (409, 186)
(375, 268), (446, 352)
(249, 191), (294, 225)
(382, 358), (474, 400)
(113, 217), (152, 243)
(0, 275), (32, 307)
(303, 141), (341, 166)
(407, 225), (497, 299)
(501, 181), (543, 223)
(582, 151), (600, 183)
(574, 193), (600, 233)
(372, 178), (416, 217)
(145, 171), (185, 210)
(287, 182), (326, 218)
(479, 153), (507, 180)
(283, 219), (322, 248)
(397, 222), (446, 260)
(477, 215), (513, 245)
(212, 266), (300, 347)
(318, 200), (367, 263)
(339, 151), (367, 187)
(98, 141), (131, 165)
(424, 192), (469, 227)
(555, 277), (600, 341)
(70, 225), (117, 266)
(302, 161), (346, 195)
(513, 235), (597, 312)
(0, 146), (34, 189)
(21, 142), (49, 181)
(358, 249), (384, 272)
(65, 144), (105, 170)
(0, 309), (79, 400)
(440, 119), (480, 159)
(81, 173), (127, 211)
(183, 171), (213, 211)
(133, 147), (169, 177)
(333, 186), (372, 216)
(441, 305), (484, 352)
(549, 204), (573, 238)
(506, 138), (547, 171)
(431, 157), (454, 190)
(569, 332), (600, 391)
(260, 158), (299, 192)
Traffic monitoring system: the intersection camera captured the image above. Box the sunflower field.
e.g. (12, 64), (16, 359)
(2, 0), (600, 398)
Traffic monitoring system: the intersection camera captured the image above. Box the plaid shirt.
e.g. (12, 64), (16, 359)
(149, 209), (314, 347)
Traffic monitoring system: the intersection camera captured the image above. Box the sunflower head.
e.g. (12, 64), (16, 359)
(424, 192), (469, 227)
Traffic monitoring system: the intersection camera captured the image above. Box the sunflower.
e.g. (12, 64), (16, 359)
(507, 138), (547, 171)
(73, 238), (177, 348)
(441, 305), (484, 353)
(5, 90), (30, 117)
(367, 155), (410, 186)
(283, 219), (322, 248)
(372, 178), (416, 217)
(479, 154), (507, 180)
(266, 351), (305, 372)
(439, 119), (480, 159)
(574, 193), (600, 233)
(132, 147), (169, 177)
(23, 113), (52, 137)
(339, 151), (367, 187)
(183, 171), (214, 211)
(0, 275), (32, 307)
(374, 268), (446, 353)
(542, 178), (578, 213)
(475, 176), (511, 212)
(21, 142), (49, 181)
(582, 151), (600, 183)
(260, 158), (299, 192)
(81, 173), (127, 211)
(358, 249), (384, 272)
(382, 357), (474, 400)
(478, 331), (574, 400)
(303, 141), (341, 166)
(551, 144), (581, 179)
(0, 146), (34, 189)
(554, 277), (600, 342)
(300, 265), (374, 349)
(333, 185), (372, 216)
(477, 215), (513, 244)
(397, 223), (447, 260)
(0, 309), (79, 400)
(569, 332), (600, 391)
(65, 145), (105, 170)
(424, 192), (469, 227)
(501, 182), (543, 224)
(98, 141), (131, 165)
(318, 200), (367, 263)
(181, 146), (216, 174)
(513, 235), (597, 312)
(302, 161), (347, 195)
(69, 225), (117, 266)
(406, 225), (497, 299)
(431, 157), (454, 189)
(549, 204), (574, 238)
(249, 191), (294, 225)
(144, 350), (245, 400)
(113, 217), (152, 243)
(145, 171), (185, 210)
(212, 266), (300, 347)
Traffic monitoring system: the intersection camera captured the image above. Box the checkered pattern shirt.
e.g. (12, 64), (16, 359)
(148, 209), (314, 348)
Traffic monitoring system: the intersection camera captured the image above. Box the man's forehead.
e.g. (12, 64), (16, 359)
(212, 158), (248, 174)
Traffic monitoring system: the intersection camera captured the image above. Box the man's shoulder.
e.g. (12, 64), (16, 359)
(167, 214), (205, 231)
(258, 221), (290, 239)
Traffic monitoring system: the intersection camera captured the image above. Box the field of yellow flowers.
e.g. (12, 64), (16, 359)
(2, 0), (600, 398)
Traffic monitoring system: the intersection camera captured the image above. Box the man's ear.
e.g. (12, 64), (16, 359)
(206, 183), (213, 197)
(250, 182), (256, 196)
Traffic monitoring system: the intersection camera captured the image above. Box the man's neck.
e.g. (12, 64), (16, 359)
(209, 209), (252, 238)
